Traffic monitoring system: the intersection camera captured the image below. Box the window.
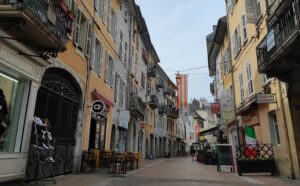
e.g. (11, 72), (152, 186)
(94, 0), (104, 19)
(246, 63), (253, 95)
(227, 0), (232, 14)
(131, 49), (135, 75)
(85, 22), (93, 57)
(114, 73), (119, 103)
(104, 53), (114, 87)
(257, 0), (262, 18)
(107, 2), (117, 40)
(241, 14), (247, 43)
(124, 41), (128, 67)
(135, 53), (138, 78)
(119, 31), (123, 58)
(223, 48), (230, 75)
(0, 71), (27, 152)
(233, 26), (241, 57)
(269, 112), (280, 145)
(119, 81), (125, 108)
(74, 9), (90, 52)
(90, 36), (103, 76)
(239, 73), (244, 101)
(136, 36), (139, 50)
(141, 72), (145, 89)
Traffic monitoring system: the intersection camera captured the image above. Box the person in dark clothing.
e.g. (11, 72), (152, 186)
(0, 89), (8, 138)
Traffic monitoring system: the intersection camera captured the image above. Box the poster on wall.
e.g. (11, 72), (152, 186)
(119, 110), (130, 129)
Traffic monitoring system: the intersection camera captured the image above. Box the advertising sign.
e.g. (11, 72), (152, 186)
(119, 110), (130, 129)
(256, 94), (276, 104)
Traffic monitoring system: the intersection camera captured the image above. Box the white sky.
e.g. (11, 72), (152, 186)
(135, 0), (226, 102)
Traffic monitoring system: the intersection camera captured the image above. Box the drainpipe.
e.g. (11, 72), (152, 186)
(277, 80), (295, 179)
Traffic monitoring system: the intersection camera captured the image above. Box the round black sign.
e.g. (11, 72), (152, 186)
(92, 100), (105, 114)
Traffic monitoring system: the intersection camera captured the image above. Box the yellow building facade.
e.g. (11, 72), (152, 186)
(225, 0), (296, 178)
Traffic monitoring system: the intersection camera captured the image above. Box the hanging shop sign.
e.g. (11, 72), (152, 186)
(211, 103), (220, 114)
(256, 93), (276, 104)
(119, 110), (130, 129)
(92, 100), (107, 119)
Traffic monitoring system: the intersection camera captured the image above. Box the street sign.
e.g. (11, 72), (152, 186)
(256, 93), (276, 104)
(92, 100), (105, 114)
(211, 103), (220, 114)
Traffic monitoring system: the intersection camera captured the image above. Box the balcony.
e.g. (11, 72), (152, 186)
(156, 78), (164, 88)
(168, 107), (178, 119)
(148, 95), (158, 109)
(256, 0), (300, 81)
(129, 95), (146, 118)
(158, 104), (168, 115)
(147, 64), (156, 78)
(163, 87), (172, 96)
(0, 0), (72, 54)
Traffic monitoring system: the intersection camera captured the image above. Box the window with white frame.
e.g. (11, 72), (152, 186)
(94, 0), (104, 20)
(104, 52), (114, 87)
(246, 63), (253, 95)
(223, 48), (230, 75)
(114, 73), (119, 103)
(257, 0), (262, 18)
(227, 0), (232, 14)
(119, 81), (125, 108)
(119, 31), (123, 58)
(91, 37), (103, 76)
(269, 111), (280, 145)
(239, 73), (244, 101)
(241, 14), (247, 43)
(233, 26), (241, 57)
(124, 41), (128, 67)
(107, 2), (117, 41)
(130, 47), (135, 75)
(73, 9), (91, 54)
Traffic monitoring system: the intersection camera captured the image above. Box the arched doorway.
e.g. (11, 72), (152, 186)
(26, 68), (81, 181)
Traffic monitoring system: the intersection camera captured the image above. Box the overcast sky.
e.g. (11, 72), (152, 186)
(135, 0), (226, 102)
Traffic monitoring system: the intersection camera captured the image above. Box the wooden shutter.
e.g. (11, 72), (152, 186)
(85, 21), (93, 57)
(110, 59), (115, 87)
(90, 33), (96, 69)
(74, 8), (81, 46)
(103, 0), (108, 23)
(245, 0), (257, 23)
(105, 52), (109, 82)
(107, 1), (112, 33)
(98, 44), (103, 76)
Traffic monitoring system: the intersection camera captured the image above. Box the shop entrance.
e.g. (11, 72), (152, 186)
(25, 68), (81, 181)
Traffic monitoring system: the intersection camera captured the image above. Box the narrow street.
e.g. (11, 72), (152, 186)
(26, 157), (299, 186)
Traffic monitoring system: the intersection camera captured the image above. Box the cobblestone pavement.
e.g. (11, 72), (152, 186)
(23, 157), (300, 186)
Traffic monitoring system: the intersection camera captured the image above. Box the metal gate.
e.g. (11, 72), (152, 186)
(26, 68), (81, 181)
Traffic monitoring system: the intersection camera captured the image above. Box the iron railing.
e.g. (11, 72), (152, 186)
(147, 64), (156, 78)
(129, 95), (145, 118)
(236, 144), (275, 161)
(0, 0), (70, 50)
(156, 79), (164, 88)
(148, 95), (159, 108)
(257, 0), (300, 71)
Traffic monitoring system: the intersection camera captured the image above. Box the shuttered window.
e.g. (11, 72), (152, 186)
(241, 14), (247, 43)
(246, 63), (253, 95)
(239, 73), (244, 101)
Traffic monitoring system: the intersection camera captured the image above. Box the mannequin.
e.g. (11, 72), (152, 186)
(0, 89), (8, 138)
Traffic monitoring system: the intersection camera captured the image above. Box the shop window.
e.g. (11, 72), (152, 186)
(0, 71), (26, 152)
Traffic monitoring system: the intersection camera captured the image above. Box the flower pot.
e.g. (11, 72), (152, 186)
(56, 0), (68, 13)
(67, 10), (75, 22)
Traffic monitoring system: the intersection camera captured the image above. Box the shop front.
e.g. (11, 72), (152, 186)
(0, 43), (46, 183)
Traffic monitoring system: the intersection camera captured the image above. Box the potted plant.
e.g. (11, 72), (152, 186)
(56, 0), (68, 13)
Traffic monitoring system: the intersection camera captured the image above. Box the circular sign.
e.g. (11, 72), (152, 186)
(92, 100), (105, 114)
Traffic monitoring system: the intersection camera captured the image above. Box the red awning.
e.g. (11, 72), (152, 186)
(92, 89), (114, 107)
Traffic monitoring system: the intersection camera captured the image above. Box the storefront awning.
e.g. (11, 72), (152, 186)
(92, 89), (114, 107)
(199, 126), (219, 136)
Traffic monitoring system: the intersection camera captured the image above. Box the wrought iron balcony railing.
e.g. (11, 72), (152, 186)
(148, 95), (158, 109)
(256, 0), (300, 77)
(147, 64), (156, 78)
(163, 87), (172, 96)
(129, 95), (146, 118)
(0, 0), (72, 53)
(156, 78), (164, 88)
